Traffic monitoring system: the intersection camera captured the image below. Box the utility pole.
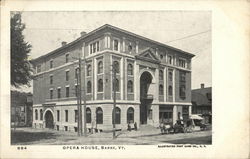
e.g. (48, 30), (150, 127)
(112, 64), (117, 139)
(76, 66), (81, 136)
(81, 54), (87, 137)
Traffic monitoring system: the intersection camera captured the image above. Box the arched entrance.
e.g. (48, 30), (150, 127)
(140, 71), (154, 124)
(44, 110), (54, 129)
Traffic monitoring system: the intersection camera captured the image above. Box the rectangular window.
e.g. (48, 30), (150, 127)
(96, 41), (100, 52)
(114, 39), (119, 51)
(75, 110), (78, 122)
(66, 54), (69, 63)
(50, 60), (53, 69)
(65, 110), (68, 122)
(90, 44), (93, 54)
(37, 65), (41, 73)
(179, 59), (186, 68)
(66, 86), (69, 97)
(66, 71), (69, 81)
(57, 110), (60, 121)
(168, 55), (172, 65)
(93, 43), (96, 53)
(50, 90), (53, 99)
(57, 88), (61, 98)
(50, 75), (53, 84)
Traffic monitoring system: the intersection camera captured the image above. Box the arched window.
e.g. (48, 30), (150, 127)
(127, 63), (133, 75)
(127, 80), (133, 93)
(112, 107), (121, 124)
(35, 109), (38, 120)
(96, 107), (103, 124)
(98, 79), (103, 92)
(127, 107), (134, 123)
(87, 64), (91, 76)
(168, 86), (173, 96)
(87, 81), (92, 93)
(40, 109), (43, 120)
(159, 84), (164, 95)
(113, 78), (119, 92)
(86, 108), (91, 123)
(113, 61), (120, 73)
(159, 70), (163, 80)
(98, 61), (103, 74)
(169, 72), (173, 81)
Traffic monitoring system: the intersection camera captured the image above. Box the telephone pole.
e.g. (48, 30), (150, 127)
(76, 67), (81, 136)
(81, 55), (87, 137)
(112, 64), (117, 139)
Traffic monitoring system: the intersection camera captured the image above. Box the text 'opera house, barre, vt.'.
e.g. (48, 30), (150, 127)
(31, 24), (195, 132)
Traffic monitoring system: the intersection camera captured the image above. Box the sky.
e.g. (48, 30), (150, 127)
(16, 11), (211, 92)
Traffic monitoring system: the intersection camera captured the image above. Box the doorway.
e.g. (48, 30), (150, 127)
(45, 110), (54, 129)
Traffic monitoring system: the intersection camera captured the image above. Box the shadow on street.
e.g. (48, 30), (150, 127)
(164, 135), (212, 145)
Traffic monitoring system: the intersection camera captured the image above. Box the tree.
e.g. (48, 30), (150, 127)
(11, 12), (32, 88)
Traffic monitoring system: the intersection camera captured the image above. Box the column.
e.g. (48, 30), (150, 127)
(120, 57), (124, 100)
(136, 41), (139, 54)
(124, 58), (127, 100)
(155, 69), (159, 101)
(122, 37), (126, 52)
(163, 67), (167, 102)
(82, 42), (85, 58)
(189, 105), (192, 115)
(173, 69), (175, 102)
(135, 62), (139, 101)
(173, 105), (178, 124)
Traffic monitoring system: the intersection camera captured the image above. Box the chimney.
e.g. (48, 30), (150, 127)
(61, 41), (67, 46)
(80, 31), (87, 37)
(201, 83), (205, 88)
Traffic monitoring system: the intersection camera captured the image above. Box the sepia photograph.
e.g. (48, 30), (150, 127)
(10, 11), (212, 145)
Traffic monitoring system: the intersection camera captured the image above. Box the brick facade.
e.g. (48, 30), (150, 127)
(31, 24), (195, 132)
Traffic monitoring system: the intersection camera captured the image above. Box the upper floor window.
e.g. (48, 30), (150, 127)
(65, 54), (69, 63)
(87, 81), (92, 93)
(50, 60), (53, 69)
(113, 61), (120, 74)
(37, 65), (41, 73)
(50, 89), (53, 99)
(127, 80), (133, 93)
(74, 110), (78, 123)
(168, 71), (173, 82)
(159, 84), (164, 95)
(179, 59), (186, 68)
(98, 79), (103, 92)
(66, 71), (69, 81)
(90, 41), (100, 54)
(57, 110), (60, 121)
(113, 39), (119, 51)
(113, 78), (120, 92)
(168, 86), (173, 96)
(168, 55), (172, 65)
(50, 75), (53, 84)
(179, 85), (186, 98)
(87, 64), (92, 76)
(66, 86), (69, 97)
(180, 72), (186, 82)
(65, 110), (68, 122)
(128, 43), (132, 52)
(98, 61), (103, 74)
(127, 63), (133, 75)
(57, 88), (61, 98)
(75, 85), (78, 97)
(159, 70), (163, 80)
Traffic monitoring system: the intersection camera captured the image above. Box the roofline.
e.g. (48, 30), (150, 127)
(31, 24), (195, 63)
(192, 87), (212, 91)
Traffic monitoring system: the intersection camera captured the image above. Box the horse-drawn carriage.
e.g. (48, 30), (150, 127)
(159, 114), (207, 134)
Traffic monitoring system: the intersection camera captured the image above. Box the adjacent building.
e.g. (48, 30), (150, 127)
(192, 84), (212, 124)
(11, 91), (33, 127)
(31, 24), (195, 132)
